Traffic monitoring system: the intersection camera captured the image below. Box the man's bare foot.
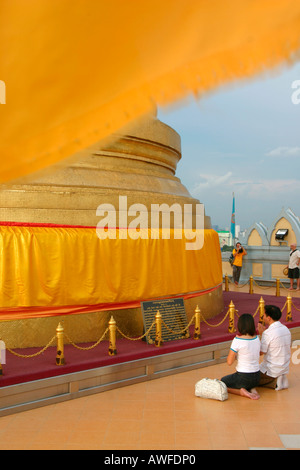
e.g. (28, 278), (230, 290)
(240, 388), (260, 400)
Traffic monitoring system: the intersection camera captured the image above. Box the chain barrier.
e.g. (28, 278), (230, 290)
(224, 274), (293, 294)
(5, 336), (56, 358)
(161, 314), (195, 335)
(200, 309), (230, 327)
(281, 300), (287, 313)
(226, 276), (249, 288)
(251, 305), (260, 318)
(116, 320), (156, 341)
(292, 301), (300, 312)
(1, 291), (299, 375)
(252, 279), (273, 290)
(64, 328), (109, 351)
(280, 281), (294, 291)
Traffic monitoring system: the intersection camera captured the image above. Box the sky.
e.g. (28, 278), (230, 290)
(157, 61), (300, 232)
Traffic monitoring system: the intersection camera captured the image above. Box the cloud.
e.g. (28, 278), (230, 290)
(192, 171), (232, 192)
(232, 178), (299, 202)
(193, 171), (298, 199)
(266, 146), (300, 158)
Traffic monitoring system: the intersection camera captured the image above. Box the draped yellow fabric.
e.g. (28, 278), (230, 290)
(0, 0), (300, 182)
(0, 224), (222, 319)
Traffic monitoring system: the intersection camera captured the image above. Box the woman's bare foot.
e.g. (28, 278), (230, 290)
(240, 388), (260, 400)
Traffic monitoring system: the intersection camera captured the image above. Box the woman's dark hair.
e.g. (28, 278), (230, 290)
(264, 305), (282, 321)
(237, 313), (256, 336)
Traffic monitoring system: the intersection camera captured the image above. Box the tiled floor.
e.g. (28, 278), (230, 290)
(0, 351), (300, 450)
(0, 282), (299, 450)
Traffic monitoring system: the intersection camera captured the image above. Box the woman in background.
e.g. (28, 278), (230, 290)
(232, 242), (247, 285)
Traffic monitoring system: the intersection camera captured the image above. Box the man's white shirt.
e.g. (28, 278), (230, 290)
(289, 249), (300, 269)
(260, 321), (291, 378)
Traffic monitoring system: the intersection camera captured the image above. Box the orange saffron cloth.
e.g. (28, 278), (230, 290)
(0, 0), (300, 182)
(0, 224), (222, 320)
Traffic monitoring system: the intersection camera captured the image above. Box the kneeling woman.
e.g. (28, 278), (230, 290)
(221, 313), (261, 400)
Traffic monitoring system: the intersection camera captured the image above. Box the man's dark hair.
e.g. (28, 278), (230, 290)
(237, 313), (256, 336)
(264, 304), (282, 321)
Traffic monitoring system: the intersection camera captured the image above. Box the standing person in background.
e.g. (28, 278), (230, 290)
(286, 243), (300, 291)
(232, 242), (247, 285)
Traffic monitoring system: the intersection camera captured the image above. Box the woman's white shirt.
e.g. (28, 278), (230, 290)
(230, 336), (261, 373)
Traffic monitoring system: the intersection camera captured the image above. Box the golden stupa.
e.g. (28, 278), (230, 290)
(0, 114), (223, 348)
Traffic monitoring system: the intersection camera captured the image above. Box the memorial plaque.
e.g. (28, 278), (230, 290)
(141, 298), (189, 344)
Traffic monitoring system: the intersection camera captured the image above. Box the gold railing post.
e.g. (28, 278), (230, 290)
(225, 274), (229, 292)
(193, 305), (201, 339)
(56, 322), (65, 366)
(259, 297), (265, 324)
(276, 278), (280, 297)
(155, 310), (162, 347)
(108, 316), (117, 355)
(249, 275), (254, 294)
(228, 301), (236, 333)
(286, 294), (292, 322)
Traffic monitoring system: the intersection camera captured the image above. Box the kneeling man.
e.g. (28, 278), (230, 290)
(257, 305), (291, 390)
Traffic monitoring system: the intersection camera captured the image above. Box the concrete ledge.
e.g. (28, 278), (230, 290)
(0, 340), (231, 417)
